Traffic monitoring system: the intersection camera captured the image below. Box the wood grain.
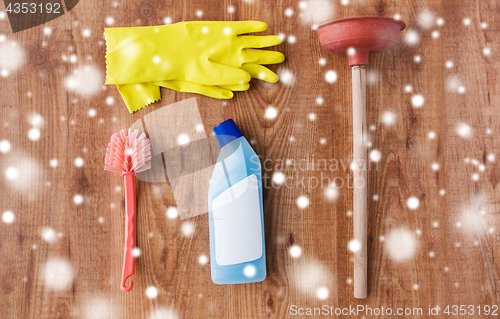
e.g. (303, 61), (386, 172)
(0, 0), (499, 318)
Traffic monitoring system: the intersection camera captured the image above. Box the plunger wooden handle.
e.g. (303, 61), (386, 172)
(352, 65), (367, 299)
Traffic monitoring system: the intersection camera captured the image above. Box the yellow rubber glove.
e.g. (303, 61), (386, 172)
(105, 21), (284, 113)
(116, 81), (250, 112)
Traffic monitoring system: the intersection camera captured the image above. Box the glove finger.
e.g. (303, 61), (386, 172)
(231, 21), (268, 35)
(238, 35), (283, 48)
(155, 80), (234, 99)
(202, 61), (252, 85)
(184, 21), (268, 35)
(218, 83), (250, 91)
(243, 48), (286, 65)
(117, 83), (161, 113)
(240, 64), (279, 83)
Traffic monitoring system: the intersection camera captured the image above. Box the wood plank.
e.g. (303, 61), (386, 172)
(0, 0), (499, 318)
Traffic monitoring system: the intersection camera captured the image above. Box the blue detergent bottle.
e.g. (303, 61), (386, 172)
(208, 119), (266, 284)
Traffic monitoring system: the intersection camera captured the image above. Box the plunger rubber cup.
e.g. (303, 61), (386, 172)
(315, 16), (405, 299)
(316, 16), (405, 66)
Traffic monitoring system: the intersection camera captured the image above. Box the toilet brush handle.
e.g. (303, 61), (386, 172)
(121, 172), (136, 292)
(352, 65), (368, 299)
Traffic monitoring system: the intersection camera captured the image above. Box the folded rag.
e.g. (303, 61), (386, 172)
(105, 21), (285, 112)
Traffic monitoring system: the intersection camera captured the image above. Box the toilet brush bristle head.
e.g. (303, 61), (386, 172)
(104, 129), (152, 174)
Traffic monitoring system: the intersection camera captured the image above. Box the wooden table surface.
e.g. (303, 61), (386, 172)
(1, 0), (499, 318)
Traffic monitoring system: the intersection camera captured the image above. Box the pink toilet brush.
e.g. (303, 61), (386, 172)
(105, 129), (152, 292)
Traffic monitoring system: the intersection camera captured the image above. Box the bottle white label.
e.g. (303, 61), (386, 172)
(212, 174), (263, 266)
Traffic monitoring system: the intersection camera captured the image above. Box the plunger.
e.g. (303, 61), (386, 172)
(316, 16), (405, 299)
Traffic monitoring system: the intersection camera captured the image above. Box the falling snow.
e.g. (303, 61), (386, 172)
(181, 222), (195, 236)
(73, 194), (84, 205)
(132, 247), (141, 257)
(384, 228), (418, 262)
(29, 113), (43, 127)
(456, 123), (472, 139)
(74, 157), (84, 167)
(381, 111), (396, 126)
(289, 245), (302, 258)
(145, 286), (159, 299)
(243, 265), (257, 277)
(417, 10), (435, 29)
(41, 227), (57, 243)
(369, 149), (382, 162)
(105, 96), (115, 105)
(405, 29), (420, 46)
(411, 94), (425, 107)
(82, 297), (116, 319)
(2, 211), (14, 224)
(166, 206), (178, 219)
(105, 17), (115, 26)
(278, 69), (295, 85)
(28, 128), (41, 141)
(82, 29), (91, 37)
(64, 65), (104, 96)
(0, 40), (26, 77)
(5, 167), (19, 180)
(296, 196), (310, 209)
(272, 172), (286, 185)
(298, 0), (334, 27)
(264, 106), (278, 120)
(324, 184), (339, 201)
(198, 255), (208, 265)
(407, 197), (420, 210)
(42, 258), (74, 291)
(324, 70), (338, 83)
(0, 139), (11, 153)
(348, 239), (361, 253)
(149, 308), (178, 319)
(177, 133), (190, 146)
(316, 287), (329, 300)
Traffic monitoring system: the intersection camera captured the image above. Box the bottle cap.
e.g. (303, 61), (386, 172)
(213, 119), (243, 147)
